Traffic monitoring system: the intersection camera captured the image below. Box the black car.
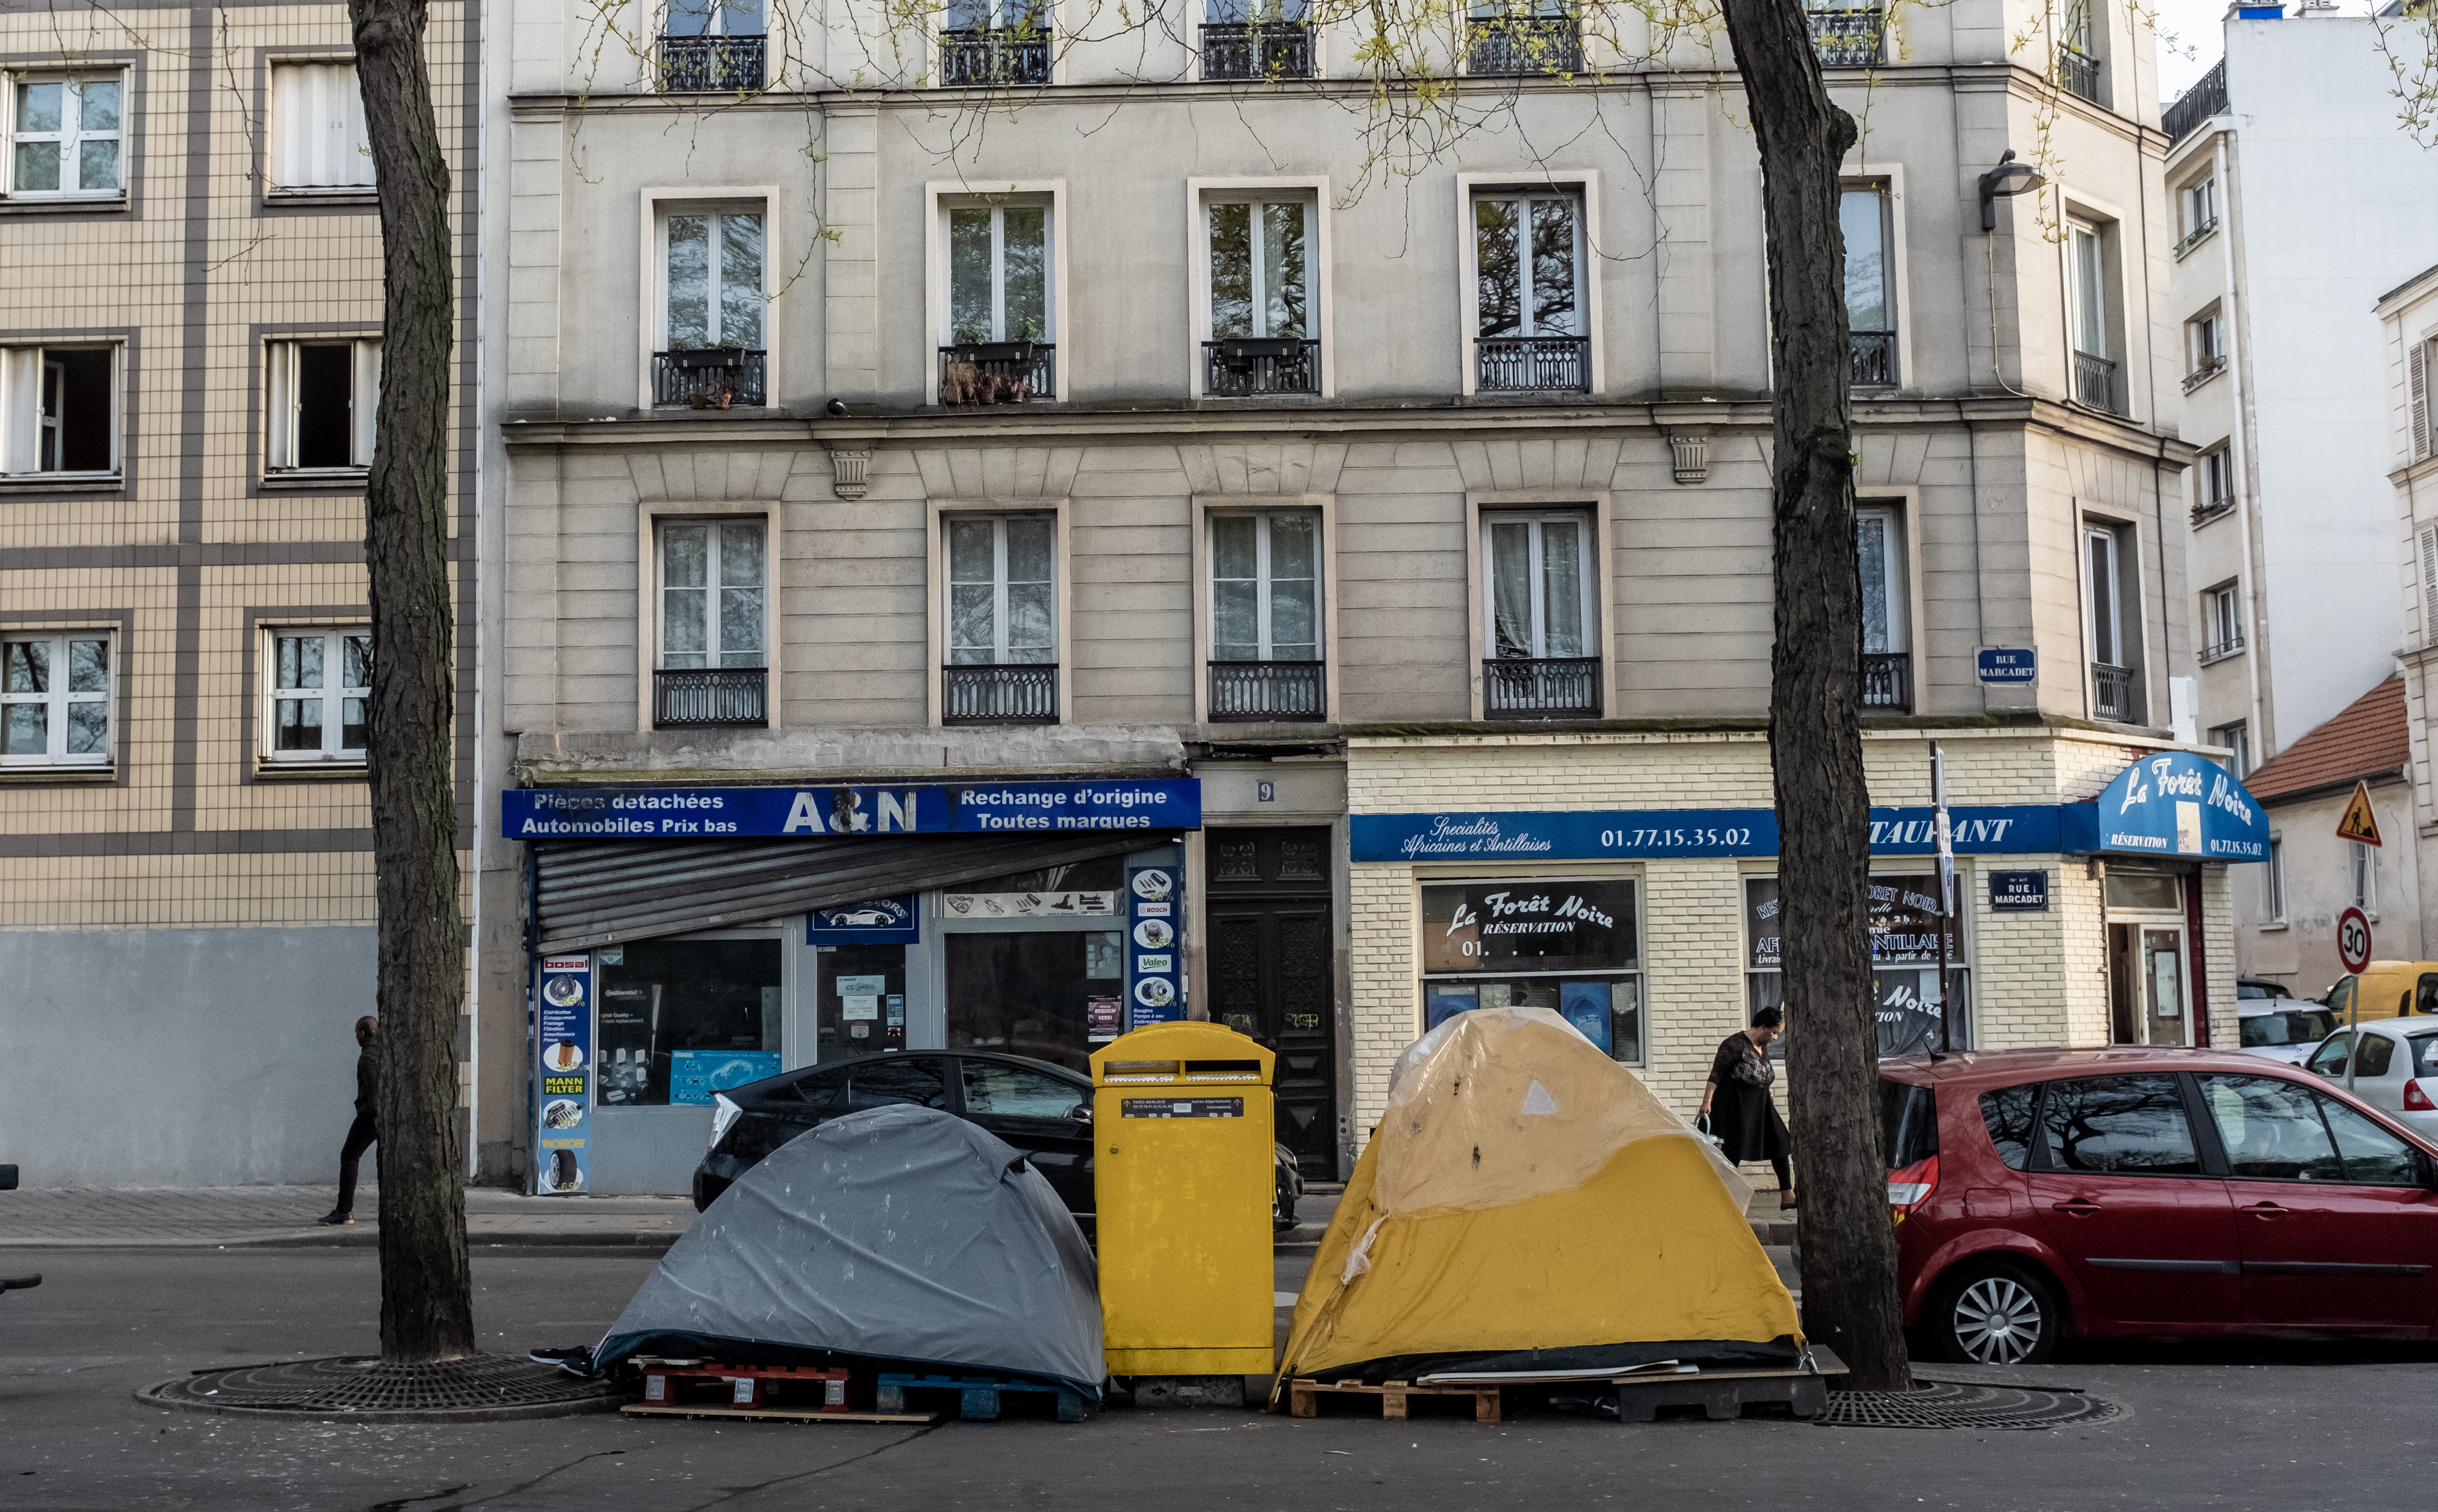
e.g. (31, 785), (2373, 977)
(693, 1051), (1304, 1229)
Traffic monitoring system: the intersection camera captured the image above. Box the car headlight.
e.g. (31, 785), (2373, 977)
(709, 1093), (743, 1152)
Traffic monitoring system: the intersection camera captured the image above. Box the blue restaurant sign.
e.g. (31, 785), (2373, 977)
(2058, 750), (2270, 862)
(503, 779), (1203, 840)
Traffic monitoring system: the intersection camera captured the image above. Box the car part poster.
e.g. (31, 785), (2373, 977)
(1127, 865), (1185, 1030)
(533, 954), (592, 1195)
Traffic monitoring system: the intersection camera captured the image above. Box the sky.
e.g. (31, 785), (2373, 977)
(2151, 0), (2383, 99)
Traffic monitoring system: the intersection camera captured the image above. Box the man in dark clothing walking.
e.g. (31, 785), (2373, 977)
(319, 1016), (379, 1226)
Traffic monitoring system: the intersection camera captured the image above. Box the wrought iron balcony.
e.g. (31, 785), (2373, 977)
(1484, 656), (1602, 719)
(2182, 355), (2226, 393)
(2172, 215), (2218, 261)
(2058, 43), (2101, 103)
(1203, 338), (1320, 397)
(1201, 21), (1313, 78)
(1850, 329), (1897, 388)
(2091, 661), (2134, 723)
(938, 342), (1055, 404)
(944, 663), (1058, 724)
(656, 34), (767, 92)
(2073, 351), (2120, 413)
(2191, 498), (2235, 527)
(653, 667), (767, 729)
(1476, 335), (1590, 393)
(1861, 651), (1911, 712)
(940, 28), (1052, 85)
(1806, 5), (1884, 66)
(2200, 631), (2245, 664)
(1208, 659), (1325, 721)
(2164, 57), (2226, 146)
(652, 349), (766, 408)
(1466, 17), (1582, 74)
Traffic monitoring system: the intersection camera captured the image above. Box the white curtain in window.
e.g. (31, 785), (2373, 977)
(272, 64), (372, 190)
(1210, 513), (1318, 662)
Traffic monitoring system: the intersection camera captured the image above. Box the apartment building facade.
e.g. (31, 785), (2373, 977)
(475, 0), (2251, 1196)
(0, 2), (479, 1186)
(2376, 261), (2438, 990)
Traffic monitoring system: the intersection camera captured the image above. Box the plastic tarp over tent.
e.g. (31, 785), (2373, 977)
(1276, 1007), (1801, 1391)
(593, 1104), (1103, 1397)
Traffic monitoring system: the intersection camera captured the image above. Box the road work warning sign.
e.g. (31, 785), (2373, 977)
(2337, 780), (2383, 848)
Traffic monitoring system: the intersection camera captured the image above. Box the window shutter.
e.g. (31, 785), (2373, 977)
(351, 341), (380, 466)
(2413, 339), (2430, 460)
(266, 342), (296, 467)
(2422, 523), (2438, 645)
(0, 347), (39, 475)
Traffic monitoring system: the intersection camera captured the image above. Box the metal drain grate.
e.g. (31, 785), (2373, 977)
(138, 1354), (627, 1424)
(1820, 1379), (2122, 1430)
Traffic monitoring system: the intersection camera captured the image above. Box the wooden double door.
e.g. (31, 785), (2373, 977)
(1204, 826), (1337, 1171)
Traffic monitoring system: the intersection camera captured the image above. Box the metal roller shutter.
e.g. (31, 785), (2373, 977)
(531, 831), (1155, 953)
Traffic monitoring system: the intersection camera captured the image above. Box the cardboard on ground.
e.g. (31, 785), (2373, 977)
(2337, 780), (2383, 847)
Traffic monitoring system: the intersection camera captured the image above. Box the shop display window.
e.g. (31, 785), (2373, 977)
(1744, 875), (1971, 1056)
(946, 927), (1125, 1074)
(595, 937), (781, 1107)
(1418, 878), (1642, 1064)
(815, 943), (908, 1060)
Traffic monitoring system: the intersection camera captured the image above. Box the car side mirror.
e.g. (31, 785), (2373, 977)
(1068, 1102), (1092, 1124)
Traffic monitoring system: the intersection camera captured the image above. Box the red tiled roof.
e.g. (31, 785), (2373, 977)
(2244, 676), (2409, 803)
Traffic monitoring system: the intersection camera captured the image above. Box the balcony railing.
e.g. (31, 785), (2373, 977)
(944, 663), (1058, 724)
(1484, 656), (1602, 719)
(1806, 5), (1884, 66)
(653, 668), (768, 729)
(2181, 355), (2226, 393)
(1476, 335), (1590, 394)
(2091, 661), (2134, 723)
(2058, 43), (2101, 103)
(2200, 631), (2245, 664)
(939, 342), (1056, 404)
(652, 348), (767, 409)
(2191, 498), (2234, 527)
(1861, 651), (1912, 712)
(2172, 215), (2218, 261)
(1208, 659), (1326, 721)
(1466, 17), (1582, 74)
(2164, 57), (2227, 146)
(656, 34), (767, 92)
(1203, 337), (1320, 397)
(2073, 351), (2120, 414)
(940, 28), (1052, 85)
(1200, 21), (1313, 78)
(1850, 329), (1897, 388)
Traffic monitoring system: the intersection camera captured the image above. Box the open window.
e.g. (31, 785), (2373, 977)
(269, 63), (372, 194)
(1, 344), (119, 478)
(265, 628), (371, 765)
(4, 74), (123, 200)
(1, 631), (113, 768)
(267, 339), (380, 474)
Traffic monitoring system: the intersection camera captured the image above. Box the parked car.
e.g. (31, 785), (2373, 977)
(2237, 1001), (2340, 1065)
(2323, 960), (2438, 1024)
(2236, 977), (2294, 1001)
(2301, 1020), (2438, 1141)
(1879, 1048), (2438, 1365)
(693, 1051), (1305, 1230)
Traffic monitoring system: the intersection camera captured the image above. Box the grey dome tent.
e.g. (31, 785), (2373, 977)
(592, 1104), (1104, 1399)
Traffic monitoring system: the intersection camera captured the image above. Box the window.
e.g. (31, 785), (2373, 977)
(948, 515), (1055, 665)
(2202, 580), (2242, 661)
(1466, 0), (1580, 74)
(1203, 197), (1316, 396)
(667, 0), (765, 40)
(1978, 1084), (2041, 1171)
(2211, 719), (2250, 779)
(2306, 1031), (2352, 1079)
(1484, 511), (1593, 662)
(1201, 0), (1314, 80)
(0, 344), (118, 477)
(1858, 504), (1908, 656)
(2186, 310), (2223, 379)
(2, 631), (112, 767)
(2038, 1074), (2201, 1176)
(1473, 190), (1587, 392)
(947, 202), (1051, 346)
(961, 1059), (1083, 1118)
(265, 628), (371, 763)
(2067, 220), (2118, 410)
(662, 207), (765, 352)
(940, 0), (1053, 84)
(269, 63), (372, 192)
(2176, 176), (2216, 250)
(1420, 879), (1643, 1064)
(2320, 1095), (2421, 1185)
(2195, 447), (2231, 514)
(845, 1056), (951, 1112)
(1842, 186), (1896, 386)
(1748, 873), (1972, 1056)
(1211, 512), (1319, 664)
(658, 521), (766, 671)
(2084, 524), (2130, 718)
(5, 75), (121, 198)
(266, 339), (380, 473)
(2353, 840), (2377, 912)
(2199, 1075), (2346, 1182)
(946, 931), (1115, 1074)
(594, 938), (782, 1107)
(2265, 836), (2286, 922)
(2058, 0), (2101, 101)
(2413, 337), (2433, 462)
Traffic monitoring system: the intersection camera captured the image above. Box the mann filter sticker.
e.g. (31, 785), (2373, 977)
(1121, 1097), (1244, 1120)
(532, 952), (591, 1194)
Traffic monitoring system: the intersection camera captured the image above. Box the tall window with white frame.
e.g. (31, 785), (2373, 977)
(2068, 221), (2118, 413)
(269, 63), (373, 194)
(1473, 190), (1587, 394)
(266, 628), (371, 765)
(1858, 503), (1911, 711)
(2186, 309), (2223, 388)
(656, 520), (767, 729)
(655, 205), (766, 408)
(2353, 840), (2377, 912)
(2176, 176), (2216, 254)
(2195, 446), (2232, 518)
(2058, 0), (2101, 102)
(1483, 510), (1599, 719)
(0, 344), (118, 478)
(1204, 199), (1315, 396)
(2211, 720), (2250, 779)
(2202, 581), (2243, 662)
(2085, 523), (2134, 721)
(2264, 837), (2286, 924)
(1209, 511), (1322, 721)
(6, 74), (121, 199)
(658, 0), (767, 92)
(266, 339), (380, 474)
(1842, 186), (1896, 388)
(1, 631), (111, 768)
(939, 0), (1053, 86)
(945, 514), (1056, 725)
(941, 201), (1054, 404)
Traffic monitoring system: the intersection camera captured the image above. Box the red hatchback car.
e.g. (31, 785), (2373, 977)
(1881, 1047), (2438, 1363)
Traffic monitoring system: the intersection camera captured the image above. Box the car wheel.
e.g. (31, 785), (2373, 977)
(1928, 1261), (2063, 1365)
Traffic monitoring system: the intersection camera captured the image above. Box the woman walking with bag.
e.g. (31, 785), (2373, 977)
(1699, 1007), (1794, 1211)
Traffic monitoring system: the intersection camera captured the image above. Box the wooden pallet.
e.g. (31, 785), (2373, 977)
(875, 1372), (1090, 1424)
(634, 1358), (853, 1414)
(1605, 1366), (1829, 1423)
(622, 1404), (940, 1424)
(1287, 1378), (1501, 1425)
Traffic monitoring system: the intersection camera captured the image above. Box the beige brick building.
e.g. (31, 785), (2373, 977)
(0, 1), (478, 1185)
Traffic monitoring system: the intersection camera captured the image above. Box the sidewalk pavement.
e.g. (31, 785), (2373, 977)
(0, 1185), (697, 1250)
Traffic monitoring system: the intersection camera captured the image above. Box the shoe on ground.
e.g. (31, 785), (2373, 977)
(316, 1211), (354, 1226)
(527, 1346), (594, 1377)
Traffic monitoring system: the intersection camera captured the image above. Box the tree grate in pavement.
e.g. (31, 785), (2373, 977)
(1819, 1379), (2122, 1430)
(137, 1354), (628, 1423)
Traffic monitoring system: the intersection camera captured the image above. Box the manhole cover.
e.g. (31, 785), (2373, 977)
(138, 1354), (628, 1423)
(1820, 1378), (2122, 1430)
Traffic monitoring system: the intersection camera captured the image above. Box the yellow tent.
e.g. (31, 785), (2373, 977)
(1274, 1006), (1801, 1394)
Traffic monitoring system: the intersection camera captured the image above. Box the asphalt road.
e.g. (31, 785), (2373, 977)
(4, 1246), (2434, 1512)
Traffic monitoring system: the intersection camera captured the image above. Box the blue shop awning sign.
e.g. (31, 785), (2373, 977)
(2061, 750), (2269, 862)
(503, 779), (1201, 840)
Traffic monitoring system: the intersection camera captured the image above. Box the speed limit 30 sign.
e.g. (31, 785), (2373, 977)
(2338, 906), (2375, 975)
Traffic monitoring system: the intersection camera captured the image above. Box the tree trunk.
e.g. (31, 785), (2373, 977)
(1716, 0), (1913, 1393)
(350, 0), (474, 1365)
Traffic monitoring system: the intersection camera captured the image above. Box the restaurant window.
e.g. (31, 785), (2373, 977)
(1418, 878), (1643, 1065)
(265, 627), (371, 764)
(5, 74), (122, 199)
(943, 856), (1126, 1074)
(1746, 873), (1969, 1056)
(594, 937), (782, 1107)
(2, 630), (113, 768)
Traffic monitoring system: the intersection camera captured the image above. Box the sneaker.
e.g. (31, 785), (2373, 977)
(527, 1346), (594, 1377)
(317, 1211), (354, 1226)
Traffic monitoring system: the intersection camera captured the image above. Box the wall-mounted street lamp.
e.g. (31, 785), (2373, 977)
(1978, 150), (2047, 232)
